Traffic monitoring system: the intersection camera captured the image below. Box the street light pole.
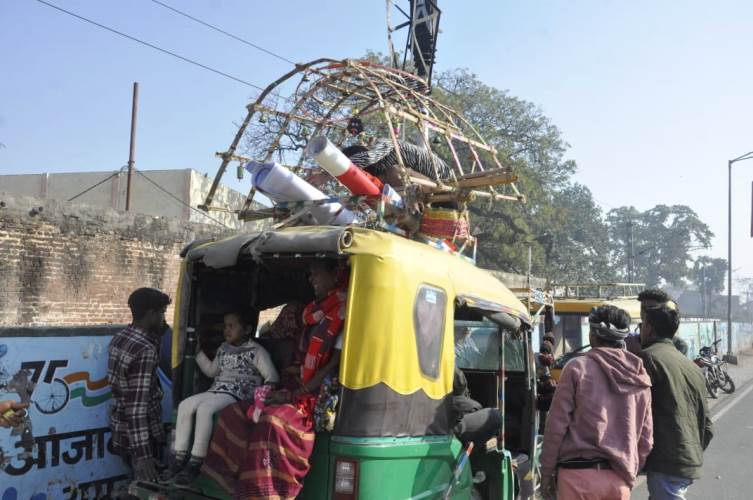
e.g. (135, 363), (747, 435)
(726, 151), (753, 361)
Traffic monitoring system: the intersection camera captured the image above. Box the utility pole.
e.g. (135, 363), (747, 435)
(726, 151), (753, 362)
(527, 244), (532, 290)
(125, 82), (139, 211)
(701, 264), (707, 318)
(626, 221), (635, 282)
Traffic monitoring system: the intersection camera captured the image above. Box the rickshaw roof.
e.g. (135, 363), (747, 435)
(184, 226), (531, 325)
(554, 297), (642, 321)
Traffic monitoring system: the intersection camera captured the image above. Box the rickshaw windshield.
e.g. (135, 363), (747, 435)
(454, 319), (528, 373)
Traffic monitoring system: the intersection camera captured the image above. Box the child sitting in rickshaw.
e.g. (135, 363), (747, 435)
(161, 310), (279, 486)
(202, 259), (349, 499)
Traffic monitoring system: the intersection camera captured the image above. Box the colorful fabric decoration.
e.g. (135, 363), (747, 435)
(247, 384), (274, 423)
(261, 302), (304, 340)
(236, 402), (315, 499)
(419, 207), (470, 240)
(300, 279), (348, 384)
(313, 375), (340, 432)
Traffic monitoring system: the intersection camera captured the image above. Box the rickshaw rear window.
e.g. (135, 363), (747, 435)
(413, 285), (447, 379)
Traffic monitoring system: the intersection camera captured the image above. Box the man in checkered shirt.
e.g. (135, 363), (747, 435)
(107, 287), (171, 482)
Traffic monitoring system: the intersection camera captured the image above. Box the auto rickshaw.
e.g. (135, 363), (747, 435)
(127, 225), (538, 499)
(549, 283), (643, 381)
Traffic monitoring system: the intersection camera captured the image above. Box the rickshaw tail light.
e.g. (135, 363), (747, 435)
(334, 459), (359, 498)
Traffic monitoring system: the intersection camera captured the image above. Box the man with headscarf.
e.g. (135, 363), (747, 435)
(637, 288), (713, 500)
(540, 305), (653, 500)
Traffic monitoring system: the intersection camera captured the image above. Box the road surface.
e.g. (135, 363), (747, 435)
(632, 377), (753, 499)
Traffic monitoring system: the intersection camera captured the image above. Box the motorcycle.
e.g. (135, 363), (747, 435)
(694, 339), (735, 398)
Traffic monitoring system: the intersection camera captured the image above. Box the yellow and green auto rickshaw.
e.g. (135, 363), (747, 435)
(549, 283), (643, 381)
(128, 225), (538, 499)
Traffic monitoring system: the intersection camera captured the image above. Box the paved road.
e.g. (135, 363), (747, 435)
(632, 377), (753, 499)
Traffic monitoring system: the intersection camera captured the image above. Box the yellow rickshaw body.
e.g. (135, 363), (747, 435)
(172, 226), (531, 396)
(553, 297), (641, 318)
(160, 226), (533, 500)
(550, 296), (641, 381)
(340, 228), (530, 400)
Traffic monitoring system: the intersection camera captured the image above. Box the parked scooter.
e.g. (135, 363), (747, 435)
(694, 339), (735, 398)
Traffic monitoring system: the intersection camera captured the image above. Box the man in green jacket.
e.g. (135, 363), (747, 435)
(638, 288), (713, 500)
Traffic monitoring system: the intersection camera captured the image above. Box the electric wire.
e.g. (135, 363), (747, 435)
(135, 168), (233, 228)
(67, 168), (125, 202)
(149, 0), (297, 66)
(35, 0), (294, 103)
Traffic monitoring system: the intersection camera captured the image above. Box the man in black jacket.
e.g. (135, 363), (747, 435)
(452, 366), (504, 446)
(638, 289), (713, 500)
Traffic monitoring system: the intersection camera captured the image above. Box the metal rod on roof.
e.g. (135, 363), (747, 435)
(125, 82), (139, 211)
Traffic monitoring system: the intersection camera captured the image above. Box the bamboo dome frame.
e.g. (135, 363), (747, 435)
(200, 58), (525, 220)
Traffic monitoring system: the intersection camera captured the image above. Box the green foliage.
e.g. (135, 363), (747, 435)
(238, 53), (719, 286)
(432, 68), (609, 282)
(692, 256), (727, 317)
(431, 69), (717, 286)
(607, 204), (715, 286)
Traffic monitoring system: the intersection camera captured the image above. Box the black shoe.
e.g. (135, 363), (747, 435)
(173, 459), (203, 487)
(159, 454), (188, 483)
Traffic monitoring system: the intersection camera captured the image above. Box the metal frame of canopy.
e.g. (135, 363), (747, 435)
(199, 58), (525, 220)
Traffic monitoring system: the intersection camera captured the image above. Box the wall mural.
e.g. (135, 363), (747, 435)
(0, 333), (172, 499)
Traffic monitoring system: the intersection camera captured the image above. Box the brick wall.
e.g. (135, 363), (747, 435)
(0, 192), (255, 326)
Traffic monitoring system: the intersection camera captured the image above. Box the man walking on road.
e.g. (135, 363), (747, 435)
(638, 288), (713, 499)
(540, 305), (653, 500)
(108, 287), (171, 482)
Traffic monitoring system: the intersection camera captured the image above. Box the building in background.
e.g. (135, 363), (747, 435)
(0, 168), (255, 229)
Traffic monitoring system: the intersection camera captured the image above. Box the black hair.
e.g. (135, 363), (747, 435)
(588, 305), (631, 348)
(224, 309), (258, 330)
(588, 305), (631, 330)
(643, 304), (680, 339)
(128, 288), (171, 321)
(637, 288), (673, 304)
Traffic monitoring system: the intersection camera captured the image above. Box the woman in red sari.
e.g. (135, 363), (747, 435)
(202, 260), (348, 499)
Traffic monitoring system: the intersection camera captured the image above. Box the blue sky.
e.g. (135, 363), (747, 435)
(2, 1), (753, 291)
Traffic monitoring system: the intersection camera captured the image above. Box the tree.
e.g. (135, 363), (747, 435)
(433, 69), (610, 281)
(606, 204), (714, 287)
(545, 183), (612, 282)
(735, 277), (753, 322)
(693, 257), (727, 317)
(237, 55), (617, 282)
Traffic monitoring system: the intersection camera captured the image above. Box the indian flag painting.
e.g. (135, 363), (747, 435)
(0, 325), (172, 499)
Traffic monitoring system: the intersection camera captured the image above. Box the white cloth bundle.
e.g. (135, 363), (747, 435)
(245, 161), (355, 225)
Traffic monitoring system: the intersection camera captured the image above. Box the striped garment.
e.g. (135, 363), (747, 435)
(235, 402), (315, 499)
(201, 401), (316, 500)
(348, 140), (452, 180)
(300, 283), (347, 384)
